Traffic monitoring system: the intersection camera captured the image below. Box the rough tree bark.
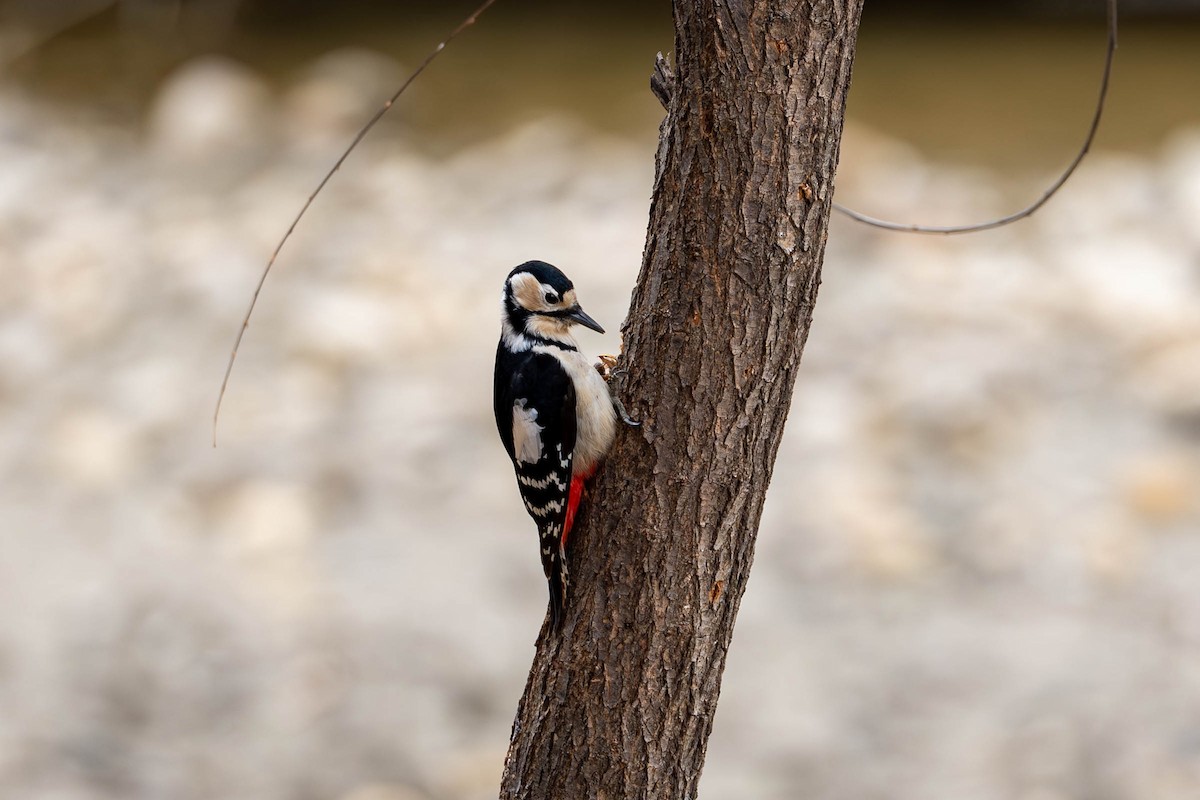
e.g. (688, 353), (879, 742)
(499, 2), (863, 797)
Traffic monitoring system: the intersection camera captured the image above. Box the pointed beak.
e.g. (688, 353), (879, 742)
(565, 305), (605, 334)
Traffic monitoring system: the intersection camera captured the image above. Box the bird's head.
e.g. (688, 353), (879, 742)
(501, 261), (604, 346)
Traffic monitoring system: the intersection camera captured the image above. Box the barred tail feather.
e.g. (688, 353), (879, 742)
(547, 560), (566, 632)
(539, 527), (569, 632)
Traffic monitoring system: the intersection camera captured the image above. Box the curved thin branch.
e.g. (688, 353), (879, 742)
(833, 0), (1118, 235)
(212, 0), (500, 446)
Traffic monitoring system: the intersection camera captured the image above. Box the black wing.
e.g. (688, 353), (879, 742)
(495, 347), (577, 630)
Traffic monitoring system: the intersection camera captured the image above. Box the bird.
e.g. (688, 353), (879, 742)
(494, 260), (637, 631)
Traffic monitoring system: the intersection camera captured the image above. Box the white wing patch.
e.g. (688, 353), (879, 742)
(512, 400), (544, 464)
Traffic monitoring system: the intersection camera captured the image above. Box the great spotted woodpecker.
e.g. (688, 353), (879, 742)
(494, 261), (637, 631)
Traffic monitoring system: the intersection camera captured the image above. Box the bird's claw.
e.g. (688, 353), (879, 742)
(596, 355), (641, 427)
(613, 395), (641, 428)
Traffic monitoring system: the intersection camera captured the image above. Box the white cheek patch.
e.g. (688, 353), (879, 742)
(509, 273), (548, 311)
(512, 400), (544, 464)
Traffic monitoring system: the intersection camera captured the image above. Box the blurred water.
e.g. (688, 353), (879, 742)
(1, 10), (1199, 800)
(4, 6), (1200, 159)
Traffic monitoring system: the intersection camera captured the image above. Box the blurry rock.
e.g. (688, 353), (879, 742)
(49, 408), (140, 490)
(431, 748), (506, 799)
(217, 480), (326, 618)
(1051, 234), (1199, 345)
(286, 283), (405, 364)
(284, 48), (406, 150)
(1005, 712), (1081, 791)
(272, 363), (343, 435)
(1162, 128), (1200, 249)
(1084, 521), (1145, 583)
(823, 466), (935, 581)
(445, 116), (591, 199)
(1120, 452), (1198, 525)
(1044, 154), (1160, 241)
(1131, 338), (1200, 418)
(24, 206), (135, 345)
(0, 96), (55, 221)
(970, 504), (1039, 575)
(849, 507), (934, 580)
(0, 314), (56, 389)
(219, 480), (318, 554)
(339, 784), (427, 800)
(111, 357), (190, 433)
(836, 121), (930, 216)
(148, 56), (273, 160)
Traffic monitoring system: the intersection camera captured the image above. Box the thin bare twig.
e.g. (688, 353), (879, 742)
(832, 0), (1118, 234)
(214, 0), (1117, 442)
(212, 0), (501, 446)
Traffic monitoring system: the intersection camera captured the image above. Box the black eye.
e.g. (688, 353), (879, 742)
(544, 292), (559, 304)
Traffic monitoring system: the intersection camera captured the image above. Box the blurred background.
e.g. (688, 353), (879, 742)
(2, 1), (1199, 799)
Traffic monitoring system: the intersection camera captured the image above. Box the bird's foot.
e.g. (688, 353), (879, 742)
(596, 355), (632, 383)
(596, 355), (640, 427)
(613, 395), (640, 428)
(595, 354), (619, 381)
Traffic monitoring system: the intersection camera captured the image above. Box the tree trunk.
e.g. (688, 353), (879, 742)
(499, 2), (863, 797)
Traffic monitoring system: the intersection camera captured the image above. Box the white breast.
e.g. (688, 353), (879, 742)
(534, 346), (617, 475)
